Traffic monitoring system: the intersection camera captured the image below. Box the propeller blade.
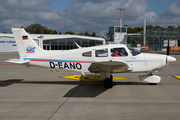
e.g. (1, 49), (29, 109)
(167, 57), (169, 80)
(166, 55), (177, 80)
(166, 39), (170, 80)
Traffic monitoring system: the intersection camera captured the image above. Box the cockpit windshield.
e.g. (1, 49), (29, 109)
(127, 46), (141, 56)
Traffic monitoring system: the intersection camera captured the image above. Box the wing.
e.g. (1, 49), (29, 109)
(88, 60), (132, 73)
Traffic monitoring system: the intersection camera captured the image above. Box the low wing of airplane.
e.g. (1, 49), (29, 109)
(88, 61), (132, 73)
(6, 27), (176, 89)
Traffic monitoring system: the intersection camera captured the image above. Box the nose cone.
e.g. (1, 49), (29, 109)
(167, 56), (176, 63)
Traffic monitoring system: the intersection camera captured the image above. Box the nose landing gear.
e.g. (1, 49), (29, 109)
(139, 73), (161, 85)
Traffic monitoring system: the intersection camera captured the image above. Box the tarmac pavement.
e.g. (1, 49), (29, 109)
(0, 53), (180, 120)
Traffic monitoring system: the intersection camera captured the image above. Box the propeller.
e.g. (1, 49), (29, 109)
(166, 40), (176, 79)
(166, 39), (170, 80)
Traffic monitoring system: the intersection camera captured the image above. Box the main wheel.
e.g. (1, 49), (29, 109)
(149, 83), (157, 85)
(103, 78), (114, 89)
(110, 74), (113, 80)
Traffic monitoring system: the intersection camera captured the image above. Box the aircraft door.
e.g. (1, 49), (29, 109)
(110, 47), (133, 69)
(128, 47), (147, 72)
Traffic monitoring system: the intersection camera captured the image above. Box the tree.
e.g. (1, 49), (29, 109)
(154, 25), (161, 29)
(52, 30), (58, 34)
(65, 31), (75, 35)
(25, 23), (46, 34)
(84, 31), (89, 36)
(91, 32), (96, 37)
(146, 25), (154, 30)
(78, 31), (84, 35)
(25, 23), (58, 34)
(167, 25), (176, 29)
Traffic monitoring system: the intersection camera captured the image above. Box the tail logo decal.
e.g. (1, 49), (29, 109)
(22, 36), (28, 40)
(26, 45), (36, 53)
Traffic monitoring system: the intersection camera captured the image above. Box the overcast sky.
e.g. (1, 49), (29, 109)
(0, 0), (180, 33)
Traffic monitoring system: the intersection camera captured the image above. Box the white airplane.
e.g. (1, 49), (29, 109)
(6, 28), (176, 88)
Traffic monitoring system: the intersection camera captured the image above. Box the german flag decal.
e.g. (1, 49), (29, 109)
(22, 36), (28, 40)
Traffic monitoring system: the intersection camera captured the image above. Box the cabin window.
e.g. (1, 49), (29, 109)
(95, 48), (108, 57)
(111, 47), (128, 57)
(82, 51), (92, 57)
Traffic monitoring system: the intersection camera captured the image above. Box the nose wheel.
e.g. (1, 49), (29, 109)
(103, 75), (114, 89)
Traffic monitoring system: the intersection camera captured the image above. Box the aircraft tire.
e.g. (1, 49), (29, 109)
(149, 83), (157, 85)
(110, 74), (113, 80)
(103, 78), (114, 89)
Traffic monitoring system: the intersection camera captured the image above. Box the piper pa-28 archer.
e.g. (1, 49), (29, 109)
(6, 27), (176, 88)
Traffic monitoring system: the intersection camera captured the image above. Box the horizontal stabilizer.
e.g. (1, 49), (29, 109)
(5, 58), (30, 64)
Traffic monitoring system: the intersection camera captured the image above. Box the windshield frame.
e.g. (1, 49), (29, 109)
(126, 45), (141, 56)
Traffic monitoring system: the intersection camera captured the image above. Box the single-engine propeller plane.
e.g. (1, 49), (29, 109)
(6, 28), (176, 88)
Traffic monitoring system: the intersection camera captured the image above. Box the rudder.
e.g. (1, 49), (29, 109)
(12, 28), (45, 58)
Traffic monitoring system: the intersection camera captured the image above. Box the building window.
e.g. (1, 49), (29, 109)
(96, 40), (103, 45)
(115, 27), (127, 33)
(109, 27), (114, 33)
(43, 37), (103, 50)
(89, 40), (96, 46)
(115, 27), (120, 32)
(66, 38), (74, 45)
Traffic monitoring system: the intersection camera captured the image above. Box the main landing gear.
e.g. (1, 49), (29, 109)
(103, 75), (114, 89)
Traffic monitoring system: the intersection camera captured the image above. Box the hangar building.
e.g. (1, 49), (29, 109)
(0, 33), (105, 52)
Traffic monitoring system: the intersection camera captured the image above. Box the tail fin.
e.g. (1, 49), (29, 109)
(12, 28), (45, 58)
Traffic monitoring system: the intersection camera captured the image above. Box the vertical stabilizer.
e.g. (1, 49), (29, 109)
(12, 28), (45, 58)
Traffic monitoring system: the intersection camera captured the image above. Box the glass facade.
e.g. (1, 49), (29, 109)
(109, 27), (114, 34)
(43, 38), (103, 50)
(109, 26), (127, 33)
(115, 27), (126, 33)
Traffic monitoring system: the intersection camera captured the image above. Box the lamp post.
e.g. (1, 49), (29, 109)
(116, 8), (126, 41)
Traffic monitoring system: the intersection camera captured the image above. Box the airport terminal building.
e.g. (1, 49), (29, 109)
(0, 33), (105, 52)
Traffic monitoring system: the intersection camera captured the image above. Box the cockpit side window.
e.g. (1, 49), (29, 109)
(95, 48), (108, 57)
(127, 46), (141, 56)
(111, 47), (128, 57)
(82, 51), (92, 57)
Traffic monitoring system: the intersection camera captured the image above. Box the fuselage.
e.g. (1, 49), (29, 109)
(23, 44), (174, 74)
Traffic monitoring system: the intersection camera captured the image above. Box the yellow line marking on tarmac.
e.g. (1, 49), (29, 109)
(158, 83), (180, 85)
(174, 76), (180, 80)
(51, 69), (57, 72)
(63, 73), (69, 75)
(62, 75), (128, 81)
